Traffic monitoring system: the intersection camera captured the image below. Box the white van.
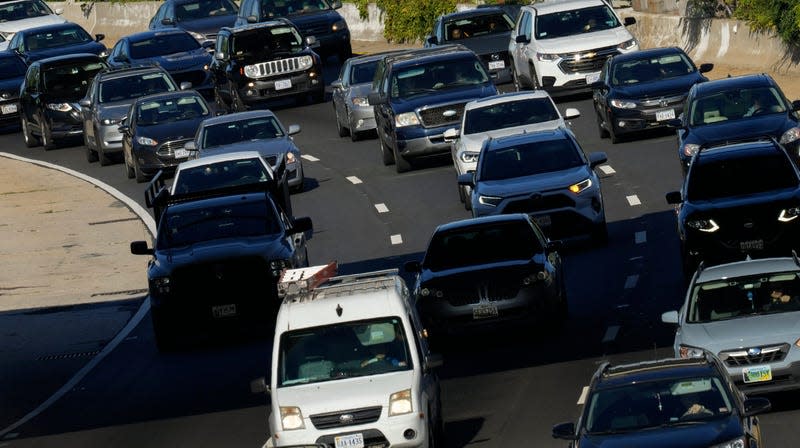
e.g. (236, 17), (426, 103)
(264, 263), (444, 448)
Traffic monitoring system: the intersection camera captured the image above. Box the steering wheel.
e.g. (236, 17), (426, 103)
(751, 107), (766, 116)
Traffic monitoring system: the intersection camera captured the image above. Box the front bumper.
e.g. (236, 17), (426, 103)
(608, 103), (685, 135)
(684, 223), (800, 265)
(395, 124), (457, 159)
(725, 359), (800, 395)
(133, 142), (192, 176)
(287, 159), (304, 189)
(269, 411), (427, 448)
(349, 105), (376, 132)
(237, 71), (324, 104)
(45, 109), (83, 139)
(97, 123), (123, 153)
(0, 100), (20, 126)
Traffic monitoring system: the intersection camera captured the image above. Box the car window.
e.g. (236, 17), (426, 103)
(444, 13), (513, 42)
(464, 97), (559, 134)
(535, 5), (620, 40)
(136, 95), (209, 125)
(687, 272), (800, 323)
(232, 26), (303, 57)
(423, 221), (541, 272)
(173, 158), (269, 194)
(687, 151), (797, 201)
(390, 58), (489, 98)
(611, 52), (696, 86)
(42, 61), (105, 97)
(0, 0), (54, 21)
(350, 60), (379, 85)
(260, 0), (331, 17)
(278, 317), (412, 387)
(174, 0), (237, 21)
(688, 87), (787, 126)
(0, 56), (27, 80)
(99, 72), (177, 103)
(480, 137), (584, 181)
(25, 26), (93, 51)
(201, 116), (284, 148)
(129, 33), (201, 59)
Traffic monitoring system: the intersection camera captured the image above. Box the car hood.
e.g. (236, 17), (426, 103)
(687, 114), (796, 145)
(534, 28), (633, 54)
(681, 311), (800, 348)
(348, 83), (372, 98)
(459, 120), (564, 152)
(611, 75), (703, 100)
(0, 75), (24, 97)
(477, 165), (590, 197)
(419, 259), (538, 286)
(139, 117), (207, 142)
(149, 49), (211, 72)
(157, 234), (290, 266)
(97, 102), (133, 121)
(579, 416), (742, 448)
(285, 9), (340, 28)
(0, 15), (67, 35)
(178, 16), (237, 36)
(458, 33), (511, 56)
(200, 138), (296, 158)
(25, 41), (106, 63)
(399, 84), (497, 111)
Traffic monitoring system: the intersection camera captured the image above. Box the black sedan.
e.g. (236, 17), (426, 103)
(6, 22), (107, 64)
(591, 46), (712, 143)
(148, 0), (239, 43)
(0, 52), (27, 129)
(119, 90), (212, 182)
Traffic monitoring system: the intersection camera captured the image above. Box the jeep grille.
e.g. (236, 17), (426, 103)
(246, 57), (307, 78)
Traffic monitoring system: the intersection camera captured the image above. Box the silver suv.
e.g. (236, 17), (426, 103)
(662, 256), (800, 394)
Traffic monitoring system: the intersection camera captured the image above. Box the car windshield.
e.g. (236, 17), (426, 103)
(136, 95), (209, 125)
(0, 0), (53, 22)
(423, 221), (541, 272)
(687, 271), (800, 323)
(463, 97), (560, 134)
(99, 73), (176, 103)
(611, 52), (696, 86)
(231, 26), (303, 58)
(174, 0), (237, 21)
(173, 158), (270, 194)
(0, 56), (27, 79)
(158, 198), (280, 249)
(444, 12), (513, 42)
(535, 5), (620, 40)
(25, 26), (92, 51)
(390, 58), (489, 98)
(480, 137), (584, 181)
(129, 33), (201, 59)
(278, 317), (412, 387)
(585, 376), (733, 434)
(201, 116), (284, 148)
(688, 87), (788, 126)
(350, 60), (379, 85)
(260, 0), (332, 17)
(42, 61), (105, 98)
(687, 151), (797, 201)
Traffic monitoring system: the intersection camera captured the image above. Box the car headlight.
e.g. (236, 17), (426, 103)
(101, 118), (121, 126)
(188, 31), (206, 43)
(419, 287), (443, 298)
(536, 52), (559, 61)
(351, 97), (369, 107)
(780, 126), (800, 144)
(279, 406), (305, 430)
(395, 112), (419, 127)
(99, 50), (109, 58)
(686, 218), (719, 232)
(297, 55), (313, 70)
(679, 344), (705, 358)
(389, 389), (413, 416)
(682, 143), (700, 158)
(609, 98), (638, 109)
(795, 337), (800, 348)
(779, 207), (800, 222)
(152, 277), (170, 294)
(459, 151), (479, 163)
(46, 103), (72, 112)
(136, 136), (158, 146)
(618, 38), (638, 50)
(244, 64), (260, 78)
(709, 437), (745, 448)
(286, 151), (297, 164)
(568, 178), (592, 194)
(203, 64), (209, 71)
(478, 195), (502, 207)
(332, 19), (348, 32)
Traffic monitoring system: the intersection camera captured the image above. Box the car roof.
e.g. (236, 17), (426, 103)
(385, 44), (473, 68)
(17, 21), (81, 35)
(692, 73), (777, 96)
(440, 6), (509, 21)
(695, 256), (800, 283)
(133, 89), (203, 104)
(199, 109), (278, 127)
(346, 49), (407, 65)
(125, 28), (191, 43)
(178, 150), (264, 169)
(434, 213), (532, 233)
(220, 19), (293, 34)
(528, 0), (609, 15)
(596, 358), (719, 389)
(610, 46), (687, 64)
(465, 90), (554, 110)
(34, 52), (103, 67)
(96, 65), (167, 80)
(488, 127), (570, 149)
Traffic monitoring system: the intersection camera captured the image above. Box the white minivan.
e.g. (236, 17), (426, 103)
(264, 263), (444, 448)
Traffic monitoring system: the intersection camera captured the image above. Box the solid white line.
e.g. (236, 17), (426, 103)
(624, 275), (639, 289)
(300, 154), (319, 162)
(374, 203), (389, 213)
(602, 325), (620, 343)
(598, 165), (616, 175)
(635, 231), (647, 244)
(346, 176), (362, 185)
(0, 153), (156, 439)
(626, 195), (641, 206)
(390, 234), (403, 245)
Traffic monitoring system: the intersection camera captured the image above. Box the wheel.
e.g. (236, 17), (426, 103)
(336, 108), (349, 137)
(133, 157), (148, 183)
(528, 63), (540, 89)
(596, 110), (609, 139)
(151, 309), (177, 352)
(124, 148), (135, 179)
(608, 114), (620, 144)
(21, 116), (41, 148)
(393, 141), (412, 173)
(41, 119), (55, 151)
(380, 134), (395, 166)
(97, 139), (112, 166)
(459, 185), (472, 211)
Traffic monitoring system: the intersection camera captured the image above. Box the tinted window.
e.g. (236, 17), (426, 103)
(201, 116), (284, 148)
(688, 87), (788, 126)
(136, 95), (209, 125)
(232, 26), (303, 57)
(444, 13), (513, 42)
(480, 137), (584, 181)
(260, 0), (331, 17)
(423, 221), (541, 271)
(535, 5), (620, 40)
(687, 271), (800, 323)
(391, 58), (489, 98)
(173, 158), (269, 194)
(0, 56), (27, 79)
(25, 26), (92, 50)
(0, 0), (53, 21)
(174, 0), (237, 20)
(42, 61), (105, 97)
(129, 33), (200, 59)
(687, 151), (797, 201)
(350, 60), (379, 85)
(99, 72), (176, 103)
(611, 52), (696, 86)
(464, 97), (559, 134)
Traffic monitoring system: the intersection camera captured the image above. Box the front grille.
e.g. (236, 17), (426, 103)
(310, 406), (382, 430)
(720, 344), (788, 367)
(418, 102), (467, 128)
(169, 256), (275, 305)
(246, 57), (308, 79)
(156, 138), (193, 158)
(171, 70), (207, 87)
(640, 93), (686, 108)
(503, 194), (576, 214)
(558, 46), (619, 74)
(300, 21), (330, 37)
(479, 51), (509, 68)
(487, 283), (520, 302)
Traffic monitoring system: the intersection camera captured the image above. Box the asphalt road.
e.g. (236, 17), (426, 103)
(2, 69), (799, 447)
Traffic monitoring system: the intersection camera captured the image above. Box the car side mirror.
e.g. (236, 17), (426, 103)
(457, 172), (475, 187)
(743, 397), (771, 417)
(661, 310), (679, 324)
(287, 124), (301, 135)
(443, 128), (459, 142)
(403, 260), (421, 273)
(665, 191), (682, 204)
(180, 81), (192, 90)
(588, 151), (607, 168)
(330, 0), (342, 9)
(250, 376), (271, 395)
(118, 124), (130, 134)
(664, 118), (683, 129)
(55, 7), (63, 14)
(79, 98), (91, 108)
(424, 353), (443, 371)
(623, 17), (636, 26)
(95, 34), (105, 42)
(367, 92), (385, 106)
(331, 80), (343, 89)
(698, 63), (714, 73)
(552, 422), (577, 440)
(515, 34), (529, 44)
(426, 35), (438, 46)
(161, 18), (174, 25)
(184, 141), (197, 151)
(214, 51), (226, 60)
(305, 36), (317, 47)
(792, 99), (800, 111)
(291, 216), (313, 235)
(130, 240), (153, 255)
(563, 107), (580, 120)
(246, 15), (258, 23)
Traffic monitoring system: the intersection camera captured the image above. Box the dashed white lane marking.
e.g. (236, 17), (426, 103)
(390, 234), (403, 245)
(599, 165), (616, 175)
(602, 325), (620, 343)
(626, 195), (641, 206)
(346, 176), (362, 185)
(624, 275), (639, 289)
(635, 231), (647, 244)
(577, 386), (590, 405)
(374, 203), (389, 213)
(301, 154), (319, 162)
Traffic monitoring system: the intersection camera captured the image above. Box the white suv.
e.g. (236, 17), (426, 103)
(264, 263), (444, 448)
(508, 0), (638, 95)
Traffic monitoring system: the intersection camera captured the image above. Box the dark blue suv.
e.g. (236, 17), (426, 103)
(368, 45), (498, 173)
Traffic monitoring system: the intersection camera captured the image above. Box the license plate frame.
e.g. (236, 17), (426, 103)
(334, 433), (364, 448)
(211, 304), (237, 318)
(275, 79), (292, 90)
(472, 303), (499, 320)
(740, 239), (764, 251)
(742, 365), (772, 383)
(2, 103), (17, 114)
(173, 148), (190, 159)
(585, 72), (601, 85)
(488, 60), (505, 70)
(532, 214), (552, 228)
(655, 109), (676, 121)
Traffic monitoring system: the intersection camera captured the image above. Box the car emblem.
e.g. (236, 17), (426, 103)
(743, 221), (754, 229)
(747, 347), (762, 356)
(442, 109), (457, 117)
(491, 53), (500, 61)
(579, 51), (596, 60)
(339, 414), (354, 424)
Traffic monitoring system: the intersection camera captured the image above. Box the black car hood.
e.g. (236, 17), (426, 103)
(25, 41), (105, 63)
(148, 49), (211, 72)
(611, 74), (703, 100)
(0, 76), (24, 97)
(687, 114), (795, 145)
(178, 16), (237, 36)
(687, 188), (799, 212)
(155, 234), (290, 271)
(578, 416), (743, 448)
(419, 258), (538, 287)
(285, 9), (340, 28)
(138, 116), (208, 142)
(456, 33), (511, 56)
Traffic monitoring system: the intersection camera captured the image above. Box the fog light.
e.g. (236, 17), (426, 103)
(618, 121), (626, 127)
(356, 119), (364, 127)
(403, 429), (416, 440)
(312, 79), (319, 85)
(247, 82), (255, 87)
(246, 89), (257, 96)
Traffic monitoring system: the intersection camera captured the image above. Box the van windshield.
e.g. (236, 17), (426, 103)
(278, 317), (413, 387)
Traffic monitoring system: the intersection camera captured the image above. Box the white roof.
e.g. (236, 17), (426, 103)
(464, 90), (554, 111)
(529, 0), (609, 15)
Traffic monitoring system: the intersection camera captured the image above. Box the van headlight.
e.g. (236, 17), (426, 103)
(280, 406), (305, 430)
(395, 112), (419, 127)
(389, 389), (413, 416)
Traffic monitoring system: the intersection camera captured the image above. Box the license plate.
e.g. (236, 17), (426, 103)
(334, 433), (364, 448)
(174, 148), (190, 159)
(472, 303), (499, 320)
(488, 60), (505, 70)
(2, 103), (17, 114)
(533, 214), (551, 227)
(212, 304), (236, 318)
(585, 72), (601, 84)
(743, 365), (772, 383)
(656, 109), (676, 121)
(275, 79), (292, 90)
(740, 239), (764, 251)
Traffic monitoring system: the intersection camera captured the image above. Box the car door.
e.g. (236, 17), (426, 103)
(21, 65), (41, 132)
(80, 77), (98, 145)
(210, 32), (231, 102)
(372, 64), (394, 147)
(510, 10), (528, 76)
(332, 61), (349, 123)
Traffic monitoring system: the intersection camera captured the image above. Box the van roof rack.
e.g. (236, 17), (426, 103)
(278, 262), (400, 302)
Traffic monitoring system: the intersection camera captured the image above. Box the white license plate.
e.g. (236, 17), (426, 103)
(2, 103), (17, 114)
(488, 60), (505, 70)
(656, 109), (676, 121)
(275, 79), (292, 90)
(334, 433), (364, 448)
(472, 303), (499, 320)
(743, 365), (772, 383)
(740, 239), (764, 251)
(533, 214), (552, 227)
(174, 148), (190, 159)
(585, 72), (601, 84)
(212, 304), (237, 318)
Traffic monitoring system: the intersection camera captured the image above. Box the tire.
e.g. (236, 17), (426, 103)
(459, 185), (472, 211)
(608, 115), (620, 144)
(134, 157), (148, 184)
(528, 63), (540, 89)
(98, 141), (112, 166)
(41, 119), (55, 151)
(21, 116), (40, 148)
(124, 148), (135, 179)
(393, 142), (412, 173)
(380, 134), (395, 166)
(336, 108), (349, 137)
(596, 110), (609, 139)
(151, 309), (177, 352)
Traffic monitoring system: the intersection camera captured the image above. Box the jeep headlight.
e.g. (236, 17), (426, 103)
(568, 178), (592, 194)
(46, 103), (72, 112)
(136, 136), (158, 146)
(610, 99), (637, 109)
(687, 218), (719, 233)
(351, 96), (369, 107)
(395, 112), (419, 127)
(297, 55), (313, 70)
(459, 151), (479, 164)
(389, 389), (413, 416)
(682, 143), (700, 157)
(709, 437), (745, 448)
(678, 344), (705, 358)
(332, 20), (348, 32)
(244, 64), (260, 78)
(618, 38), (638, 50)
(478, 195), (502, 207)
(780, 126), (800, 144)
(279, 406), (305, 430)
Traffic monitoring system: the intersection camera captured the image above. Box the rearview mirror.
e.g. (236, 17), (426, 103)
(426, 35), (438, 46)
(547, 240), (564, 252)
(250, 376), (270, 395)
(425, 353), (443, 371)
(287, 124), (301, 135)
(118, 124), (130, 134)
(792, 99), (800, 111)
(665, 191), (682, 204)
(664, 118), (683, 129)
(661, 310), (679, 324)
(130, 241), (153, 255)
(331, 80), (343, 89)
(515, 34), (529, 44)
(305, 36), (317, 47)
(443, 128), (459, 142)
(161, 18), (174, 25)
(54, 7), (63, 14)
(330, 0), (342, 8)
(215, 52), (226, 60)
(201, 40), (214, 50)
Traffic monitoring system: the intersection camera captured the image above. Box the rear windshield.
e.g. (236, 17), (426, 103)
(42, 61), (105, 98)
(129, 33), (200, 59)
(201, 116), (283, 148)
(390, 57), (489, 98)
(260, 0), (332, 17)
(174, 0), (237, 21)
(173, 158), (270, 194)
(444, 12), (514, 42)
(611, 52), (696, 86)
(423, 221), (540, 271)
(25, 25), (92, 51)
(479, 137), (584, 181)
(99, 72), (176, 103)
(464, 97), (559, 134)
(535, 5), (620, 40)
(687, 151), (797, 201)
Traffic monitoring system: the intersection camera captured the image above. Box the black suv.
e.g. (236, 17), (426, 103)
(368, 45), (498, 173)
(19, 53), (107, 150)
(234, 0), (351, 62)
(210, 20), (324, 111)
(666, 137), (800, 275)
(130, 181), (313, 350)
(552, 355), (771, 447)
(148, 0), (239, 43)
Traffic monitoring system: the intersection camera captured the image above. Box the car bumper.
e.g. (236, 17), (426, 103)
(45, 109), (83, 138)
(684, 226), (800, 265)
(395, 125), (458, 159)
(609, 104), (685, 135)
(238, 72), (324, 104)
(287, 160), (304, 189)
(133, 145), (190, 176)
(538, 44), (638, 95)
(97, 123), (123, 153)
(268, 412), (427, 448)
(726, 359), (800, 395)
(349, 105), (376, 132)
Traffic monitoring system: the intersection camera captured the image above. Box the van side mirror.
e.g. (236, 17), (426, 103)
(55, 7), (63, 14)
(331, 80), (343, 89)
(250, 376), (270, 395)
(118, 124), (130, 134)
(184, 141), (197, 151)
(161, 17), (174, 25)
(792, 99), (800, 111)
(130, 240), (153, 255)
(443, 128), (459, 142)
(664, 118), (683, 129)
(426, 35), (437, 46)
(563, 107), (580, 120)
